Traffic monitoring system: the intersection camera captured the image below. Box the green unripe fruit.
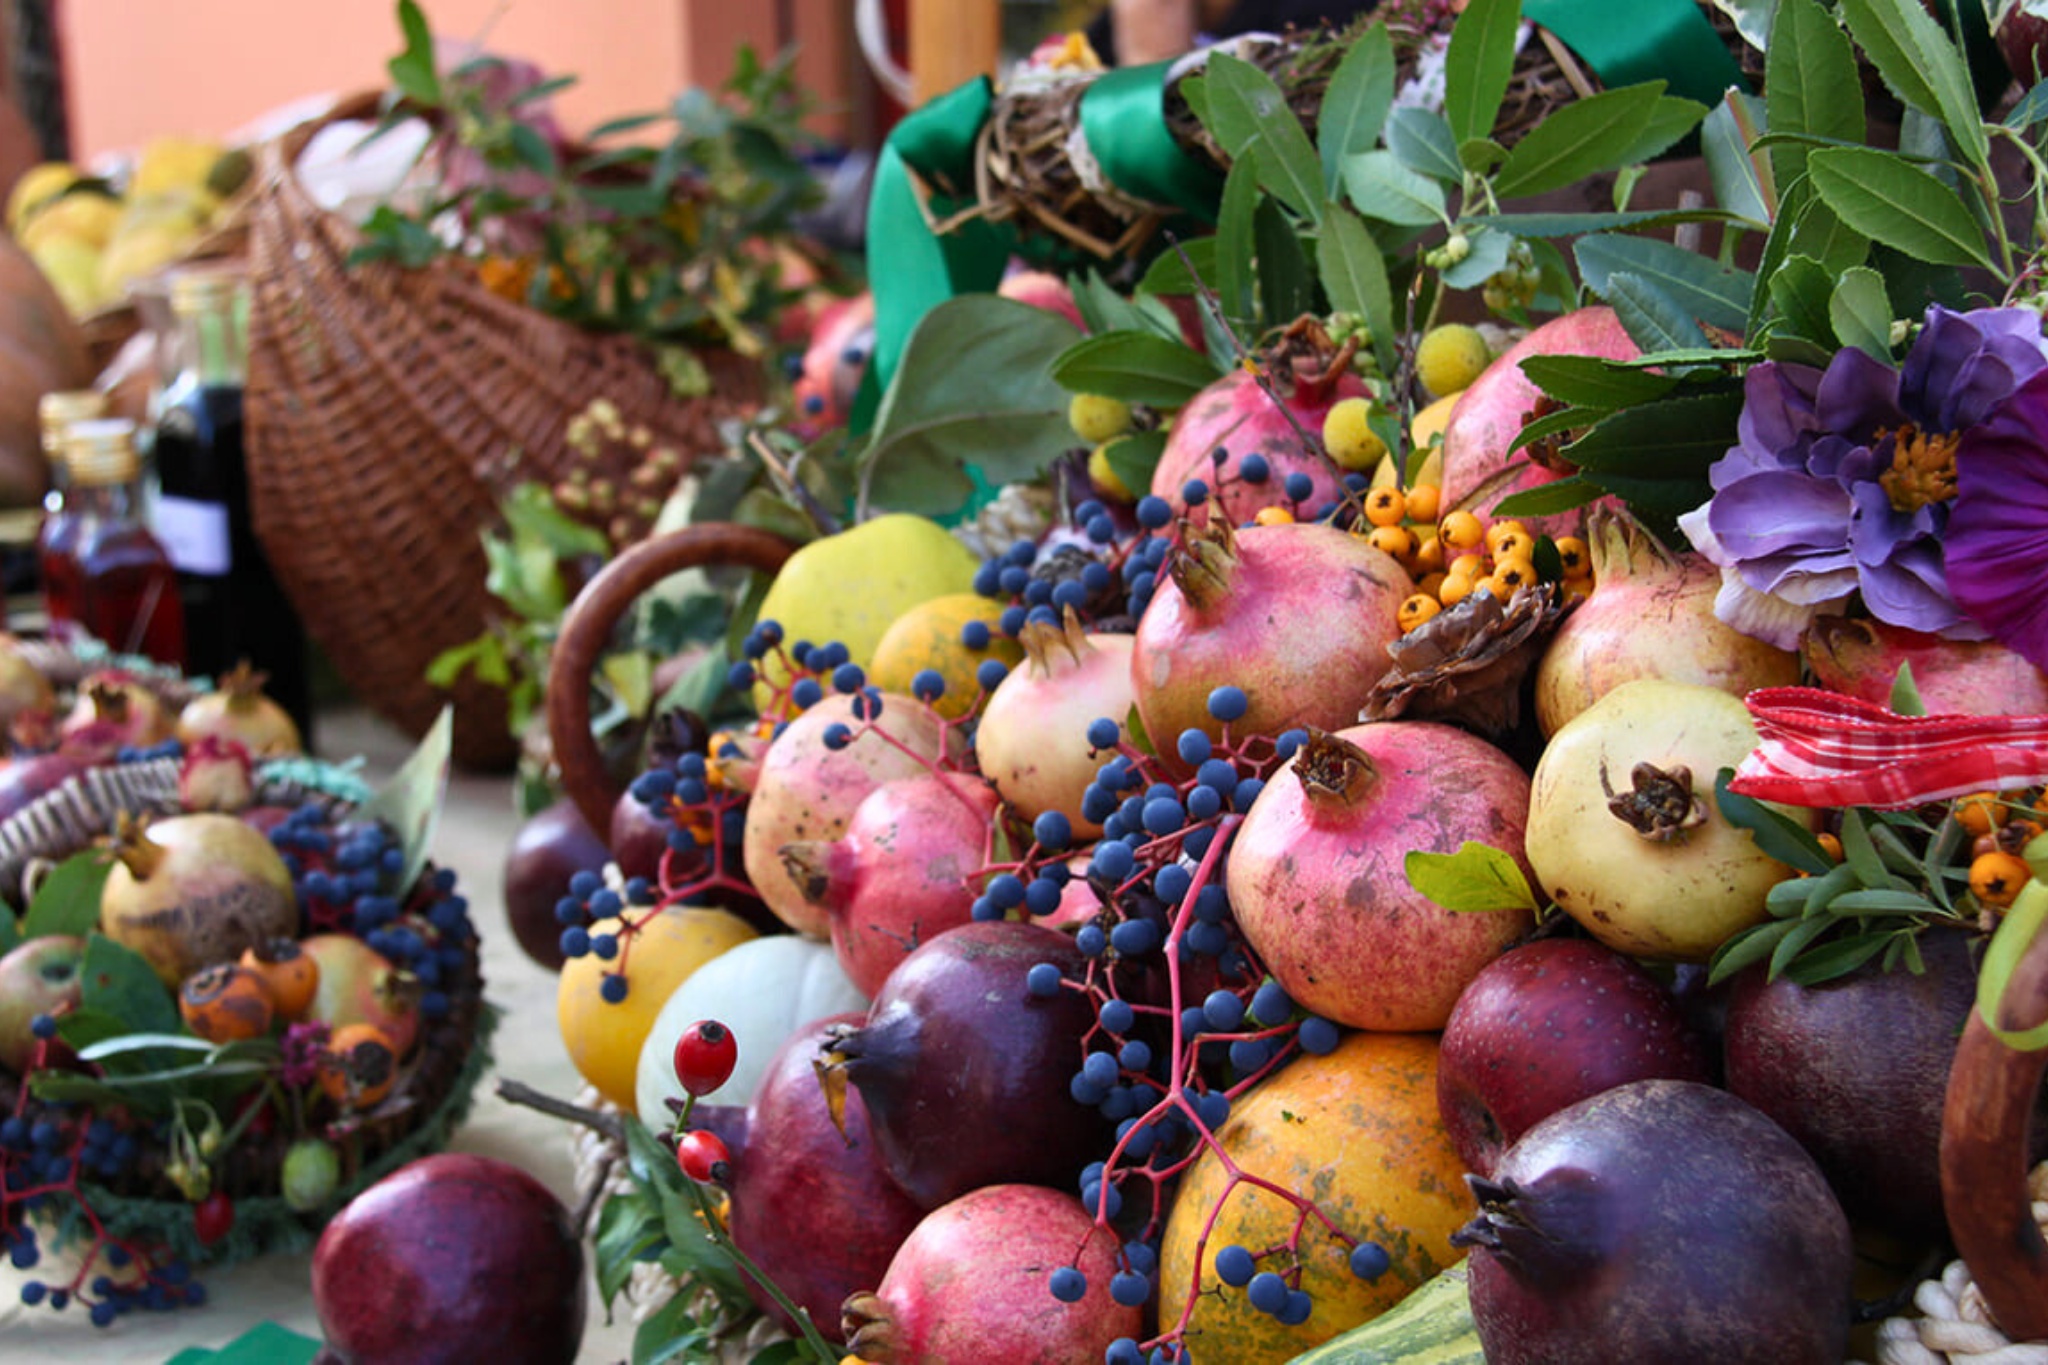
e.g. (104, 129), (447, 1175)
(1321, 397), (1388, 472)
(283, 1137), (342, 1212)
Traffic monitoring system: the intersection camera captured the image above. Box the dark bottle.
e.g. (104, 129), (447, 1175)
(150, 266), (314, 747)
(64, 419), (186, 667)
(36, 388), (107, 643)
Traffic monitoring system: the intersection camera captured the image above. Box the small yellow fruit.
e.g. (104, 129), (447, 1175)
(1253, 506), (1296, 526)
(1366, 524), (1415, 561)
(1483, 519), (1531, 555)
(1554, 536), (1591, 578)
(1415, 323), (1492, 400)
(131, 136), (228, 199)
(1413, 534), (1445, 574)
(19, 190), (123, 252)
(28, 236), (106, 317)
(869, 592), (1025, 720)
(1438, 574), (1476, 607)
(752, 514), (982, 709)
(1088, 439), (1136, 502)
(1409, 393), (1460, 453)
(1405, 483), (1442, 524)
(1439, 509), (1485, 552)
(559, 908), (757, 1109)
(1322, 396), (1388, 471)
(1398, 594), (1441, 632)
(1363, 487), (1406, 527)
(1417, 571), (1448, 599)
(1068, 392), (1133, 444)
(8, 162), (80, 234)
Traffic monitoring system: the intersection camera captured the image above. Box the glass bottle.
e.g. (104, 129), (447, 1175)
(36, 389), (109, 642)
(64, 419), (186, 667)
(151, 266), (314, 745)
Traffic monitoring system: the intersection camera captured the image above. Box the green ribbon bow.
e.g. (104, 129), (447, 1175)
(1523, 0), (1749, 110)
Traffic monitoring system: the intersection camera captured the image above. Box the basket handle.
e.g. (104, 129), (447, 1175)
(546, 523), (796, 838)
(1940, 920), (2048, 1341)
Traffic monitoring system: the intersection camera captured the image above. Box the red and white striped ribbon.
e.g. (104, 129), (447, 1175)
(1728, 687), (2048, 809)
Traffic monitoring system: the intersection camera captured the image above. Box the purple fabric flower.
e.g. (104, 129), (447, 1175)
(1678, 305), (2048, 648)
(1948, 364), (2048, 671)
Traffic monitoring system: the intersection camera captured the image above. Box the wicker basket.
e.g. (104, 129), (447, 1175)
(239, 108), (766, 770)
(0, 755), (493, 1268)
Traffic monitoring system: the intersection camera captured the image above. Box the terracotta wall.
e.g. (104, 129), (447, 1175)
(60, 0), (861, 161)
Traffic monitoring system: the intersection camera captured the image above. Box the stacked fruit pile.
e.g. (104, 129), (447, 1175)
(0, 642), (488, 1326)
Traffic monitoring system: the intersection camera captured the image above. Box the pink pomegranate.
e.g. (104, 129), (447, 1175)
(1227, 723), (1536, 1031)
(1534, 507), (1799, 737)
(976, 613), (1136, 837)
(1440, 307), (1638, 539)
(688, 1012), (927, 1341)
(60, 672), (174, 750)
(1130, 518), (1410, 766)
(1152, 318), (1367, 525)
(781, 771), (1000, 997)
(841, 1184), (1140, 1364)
(742, 692), (960, 938)
(998, 269), (1086, 330)
(1801, 617), (2048, 716)
(792, 292), (876, 439)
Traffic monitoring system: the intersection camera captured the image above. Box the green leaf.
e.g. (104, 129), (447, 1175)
(1519, 355), (1681, 409)
(1490, 475), (1602, 519)
(1254, 198), (1317, 321)
(1384, 107), (1463, 185)
(1403, 841), (1540, 915)
(1440, 226), (1512, 291)
(1124, 703), (1157, 760)
(594, 1189), (666, 1311)
(1829, 266), (1895, 360)
(654, 1179), (747, 1307)
(1837, 0), (1988, 171)
(632, 1290), (714, 1365)
(1575, 235), (1753, 331)
(1507, 403), (1604, 458)
(1444, 0), (1520, 147)
(601, 651), (655, 719)
(1785, 192), (1871, 275)
(79, 933), (180, 1037)
(587, 112), (664, 141)
(1769, 254), (1840, 348)
(1702, 93), (1772, 223)
(1340, 150), (1448, 228)
(1781, 932), (1893, 985)
(1137, 237), (1219, 298)
(1216, 156), (1259, 326)
(424, 636), (488, 689)
(1319, 22), (1396, 195)
(1562, 388), (1743, 477)
(357, 706), (454, 896)
(1766, 0), (1866, 187)
(1204, 55), (1324, 224)
(1807, 147), (1992, 269)
(1102, 430), (1167, 501)
(1715, 769), (1836, 874)
(1459, 137), (1507, 176)
(0, 908), (17, 956)
(1708, 918), (1799, 986)
(1494, 84), (1671, 199)
(1467, 207), (1746, 238)
(1317, 205), (1395, 371)
(1836, 809), (1890, 889)
(22, 848), (113, 939)
(1769, 915), (1836, 978)
(1616, 95), (1711, 168)
(508, 123), (558, 177)
(1602, 272), (1709, 354)
(502, 483), (610, 558)
(388, 0), (442, 106)
(860, 297), (1085, 515)
(1827, 888), (1942, 915)
(1051, 332), (1221, 407)
(2005, 77), (2048, 129)
(482, 534), (566, 621)
(1069, 271), (1184, 342)
(1889, 661), (1927, 716)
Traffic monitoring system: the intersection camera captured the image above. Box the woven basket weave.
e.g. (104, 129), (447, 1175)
(239, 111), (765, 769)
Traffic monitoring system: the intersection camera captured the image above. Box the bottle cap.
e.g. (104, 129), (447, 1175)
(62, 418), (142, 486)
(38, 389), (109, 456)
(168, 264), (247, 317)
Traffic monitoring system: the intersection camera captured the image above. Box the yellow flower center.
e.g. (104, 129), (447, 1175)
(1878, 423), (1960, 513)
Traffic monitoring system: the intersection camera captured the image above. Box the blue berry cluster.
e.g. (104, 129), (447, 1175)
(974, 534), (1125, 635)
(113, 738), (185, 765)
(727, 620), (885, 721)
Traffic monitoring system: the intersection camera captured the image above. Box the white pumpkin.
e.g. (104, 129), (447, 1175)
(635, 934), (868, 1128)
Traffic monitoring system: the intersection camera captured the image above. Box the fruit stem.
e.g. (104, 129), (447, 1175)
(106, 812), (166, 882)
(1167, 511), (1240, 612)
(1602, 761), (1707, 841)
(1295, 729), (1378, 808)
(493, 1078), (628, 1144)
(680, 1161), (842, 1364)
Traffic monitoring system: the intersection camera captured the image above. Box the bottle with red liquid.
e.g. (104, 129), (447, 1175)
(151, 266), (313, 745)
(63, 418), (186, 667)
(35, 388), (108, 642)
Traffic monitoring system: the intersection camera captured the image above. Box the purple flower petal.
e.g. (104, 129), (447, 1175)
(1707, 472), (1852, 558)
(1858, 538), (1974, 636)
(1846, 481), (1939, 569)
(1816, 346), (1905, 439)
(1948, 366), (2048, 669)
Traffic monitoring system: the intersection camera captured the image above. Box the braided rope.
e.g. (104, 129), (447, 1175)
(1866, 1165), (2048, 1365)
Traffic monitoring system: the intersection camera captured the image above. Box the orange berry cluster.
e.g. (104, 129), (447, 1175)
(1952, 791), (2044, 910)
(1381, 506), (1591, 635)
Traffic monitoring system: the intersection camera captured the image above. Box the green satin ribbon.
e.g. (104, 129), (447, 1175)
(1523, 0), (1750, 110)
(1080, 61), (1225, 222)
(852, 77), (1014, 432)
